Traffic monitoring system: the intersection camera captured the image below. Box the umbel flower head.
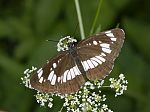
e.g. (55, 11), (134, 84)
(21, 66), (128, 112)
(57, 36), (77, 51)
(109, 74), (128, 97)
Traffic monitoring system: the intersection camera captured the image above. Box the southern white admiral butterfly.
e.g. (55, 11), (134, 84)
(30, 28), (125, 94)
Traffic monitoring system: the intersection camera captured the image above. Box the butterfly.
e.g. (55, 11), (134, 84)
(30, 28), (125, 94)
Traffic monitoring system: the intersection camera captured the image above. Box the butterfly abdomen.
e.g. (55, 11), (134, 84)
(69, 46), (88, 81)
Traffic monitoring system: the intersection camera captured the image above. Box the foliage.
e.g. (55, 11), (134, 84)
(0, 0), (150, 112)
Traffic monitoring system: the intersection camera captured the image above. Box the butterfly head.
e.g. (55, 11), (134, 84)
(57, 36), (77, 51)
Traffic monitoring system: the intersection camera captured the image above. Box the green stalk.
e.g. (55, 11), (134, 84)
(74, 0), (85, 39)
(59, 106), (64, 112)
(90, 0), (103, 35)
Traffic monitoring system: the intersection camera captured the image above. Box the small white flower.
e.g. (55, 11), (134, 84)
(119, 74), (125, 80)
(24, 69), (29, 74)
(57, 36), (77, 51)
(108, 109), (113, 112)
(84, 81), (91, 86)
(21, 66), (37, 88)
(109, 73), (128, 97)
(35, 92), (53, 108)
(48, 102), (53, 108)
(102, 104), (108, 110)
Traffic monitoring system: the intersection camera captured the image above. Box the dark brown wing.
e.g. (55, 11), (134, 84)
(77, 28), (125, 80)
(30, 51), (85, 94)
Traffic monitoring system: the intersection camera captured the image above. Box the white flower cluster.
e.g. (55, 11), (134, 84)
(35, 91), (53, 108)
(21, 66), (37, 88)
(57, 36), (77, 51)
(63, 80), (113, 112)
(109, 74), (128, 97)
(21, 67), (128, 112)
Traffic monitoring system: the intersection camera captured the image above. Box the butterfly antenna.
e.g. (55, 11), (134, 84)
(72, 22), (79, 38)
(116, 23), (120, 28)
(46, 40), (58, 48)
(46, 39), (59, 43)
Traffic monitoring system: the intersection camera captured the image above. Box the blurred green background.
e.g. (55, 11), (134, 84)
(0, 0), (150, 112)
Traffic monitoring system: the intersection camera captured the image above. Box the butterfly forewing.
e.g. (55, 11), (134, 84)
(30, 52), (66, 93)
(77, 28), (125, 80)
(30, 51), (85, 94)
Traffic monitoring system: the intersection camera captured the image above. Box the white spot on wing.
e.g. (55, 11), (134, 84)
(48, 71), (54, 81)
(67, 70), (72, 80)
(111, 38), (117, 41)
(63, 70), (68, 82)
(101, 53), (106, 56)
(91, 57), (102, 64)
(58, 59), (61, 63)
(102, 48), (112, 53)
(90, 59), (98, 67)
(39, 77), (43, 83)
(37, 69), (43, 79)
(100, 43), (110, 48)
(70, 68), (75, 79)
(99, 41), (102, 43)
(37, 68), (42, 74)
(73, 66), (80, 75)
(93, 41), (98, 45)
(105, 31), (111, 33)
(76, 65), (81, 75)
(87, 60), (95, 69)
(57, 77), (61, 82)
(106, 33), (114, 37)
(95, 56), (106, 62)
(51, 74), (56, 85)
(53, 63), (57, 68)
(60, 76), (63, 83)
(82, 61), (89, 71)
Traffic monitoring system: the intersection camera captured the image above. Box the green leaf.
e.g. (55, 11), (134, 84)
(7, 18), (34, 40)
(35, 0), (63, 37)
(110, 0), (130, 11)
(0, 20), (13, 37)
(0, 52), (24, 77)
(118, 43), (150, 99)
(15, 38), (36, 60)
(123, 18), (150, 61)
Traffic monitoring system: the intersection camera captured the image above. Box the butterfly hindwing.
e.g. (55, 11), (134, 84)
(55, 52), (85, 93)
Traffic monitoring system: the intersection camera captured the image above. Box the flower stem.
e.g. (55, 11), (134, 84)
(90, 0), (103, 35)
(102, 86), (110, 88)
(59, 105), (64, 112)
(74, 0), (85, 39)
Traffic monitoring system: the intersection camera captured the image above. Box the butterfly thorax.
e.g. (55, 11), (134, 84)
(68, 42), (76, 55)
